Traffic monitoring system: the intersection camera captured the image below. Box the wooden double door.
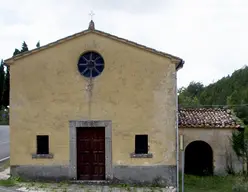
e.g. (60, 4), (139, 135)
(77, 127), (105, 180)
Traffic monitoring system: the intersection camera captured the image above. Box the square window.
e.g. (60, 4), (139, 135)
(135, 135), (148, 154)
(37, 135), (49, 154)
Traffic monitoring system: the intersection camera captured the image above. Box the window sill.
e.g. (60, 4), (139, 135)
(130, 153), (153, 158)
(31, 154), (54, 159)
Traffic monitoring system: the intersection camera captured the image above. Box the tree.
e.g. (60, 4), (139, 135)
(21, 41), (29, 52)
(4, 45), (23, 107)
(2, 43), (30, 108)
(186, 81), (204, 98)
(178, 81), (203, 108)
(178, 95), (200, 108)
(231, 128), (248, 175)
(178, 66), (248, 125)
(13, 48), (21, 56)
(2, 65), (9, 108)
(0, 60), (5, 107)
(36, 41), (40, 48)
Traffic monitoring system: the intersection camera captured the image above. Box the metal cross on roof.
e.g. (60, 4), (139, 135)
(89, 11), (95, 20)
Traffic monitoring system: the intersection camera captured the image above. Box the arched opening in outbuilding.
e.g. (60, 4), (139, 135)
(185, 140), (213, 176)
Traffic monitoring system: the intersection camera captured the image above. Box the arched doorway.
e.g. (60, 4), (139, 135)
(185, 140), (213, 176)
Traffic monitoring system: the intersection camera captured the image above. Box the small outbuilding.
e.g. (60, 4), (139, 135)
(179, 108), (243, 175)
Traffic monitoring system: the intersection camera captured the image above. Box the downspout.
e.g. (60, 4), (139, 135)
(175, 68), (179, 192)
(175, 59), (184, 192)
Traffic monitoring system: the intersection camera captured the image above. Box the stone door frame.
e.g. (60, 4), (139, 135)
(69, 120), (113, 180)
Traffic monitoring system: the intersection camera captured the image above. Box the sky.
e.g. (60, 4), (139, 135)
(0, 0), (247, 88)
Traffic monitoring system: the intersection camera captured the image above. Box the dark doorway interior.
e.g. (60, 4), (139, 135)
(185, 140), (213, 176)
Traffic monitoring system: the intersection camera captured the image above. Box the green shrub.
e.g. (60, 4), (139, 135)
(0, 108), (9, 125)
(232, 178), (248, 192)
(0, 178), (16, 187)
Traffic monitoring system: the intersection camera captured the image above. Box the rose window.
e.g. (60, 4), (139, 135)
(77, 51), (104, 78)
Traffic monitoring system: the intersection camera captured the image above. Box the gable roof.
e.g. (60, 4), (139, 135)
(179, 108), (242, 128)
(4, 21), (184, 70)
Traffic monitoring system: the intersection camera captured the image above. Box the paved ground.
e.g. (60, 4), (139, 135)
(16, 185), (176, 192)
(0, 167), (176, 191)
(0, 125), (9, 162)
(0, 186), (19, 192)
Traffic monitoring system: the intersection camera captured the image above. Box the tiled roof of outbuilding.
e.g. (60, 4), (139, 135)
(179, 108), (241, 128)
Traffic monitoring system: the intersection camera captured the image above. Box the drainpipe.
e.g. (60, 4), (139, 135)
(175, 59), (184, 192)
(175, 69), (179, 192)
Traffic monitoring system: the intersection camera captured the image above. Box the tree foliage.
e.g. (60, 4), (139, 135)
(36, 41), (40, 48)
(178, 81), (204, 107)
(0, 60), (5, 106)
(21, 41), (29, 52)
(230, 129), (248, 174)
(1, 41), (30, 110)
(178, 66), (248, 125)
(13, 48), (21, 56)
(231, 130), (246, 159)
(2, 65), (9, 108)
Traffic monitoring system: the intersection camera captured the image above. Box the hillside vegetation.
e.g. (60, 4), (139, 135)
(178, 65), (248, 126)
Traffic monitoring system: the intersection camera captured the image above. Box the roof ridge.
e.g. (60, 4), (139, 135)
(4, 28), (184, 68)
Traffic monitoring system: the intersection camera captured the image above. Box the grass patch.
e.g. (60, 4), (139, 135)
(0, 159), (10, 172)
(1, 174), (247, 191)
(0, 178), (16, 187)
(181, 174), (242, 192)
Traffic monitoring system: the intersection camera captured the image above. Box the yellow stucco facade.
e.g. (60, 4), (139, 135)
(6, 24), (183, 185)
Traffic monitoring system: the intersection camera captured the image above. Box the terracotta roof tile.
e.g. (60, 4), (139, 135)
(179, 108), (241, 128)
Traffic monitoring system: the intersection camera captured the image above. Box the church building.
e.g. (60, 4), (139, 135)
(4, 20), (184, 186)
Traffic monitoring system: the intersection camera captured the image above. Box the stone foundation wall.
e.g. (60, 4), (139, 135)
(10, 165), (176, 186)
